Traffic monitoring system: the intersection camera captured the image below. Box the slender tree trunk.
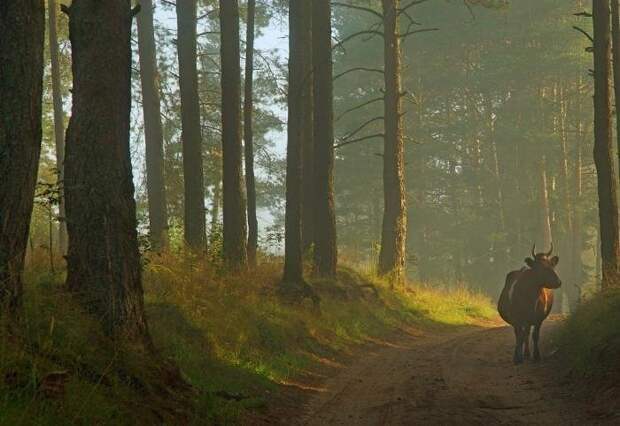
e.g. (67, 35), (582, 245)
(48, 0), (67, 256)
(211, 178), (221, 237)
(378, 0), (407, 284)
(593, 0), (620, 288)
(312, 0), (337, 278)
(0, 0), (45, 313)
(611, 0), (620, 181)
(220, 0), (248, 269)
(486, 96), (506, 234)
(176, 0), (206, 250)
(557, 84), (577, 310)
(571, 75), (585, 309)
(539, 157), (553, 251)
(301, 14), (315, 255)
(63, 0), (151, 345)
(244, 0), (258, 266)
(283, 0), (312, 285)
(137, 0), (169, 251)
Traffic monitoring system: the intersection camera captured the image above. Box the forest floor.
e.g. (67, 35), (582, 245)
(256, 317), (618, 426)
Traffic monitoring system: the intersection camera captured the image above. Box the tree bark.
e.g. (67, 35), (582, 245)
(570, 75), (585, 308)
(220, 0), (248, 269)
(244, 0), (258, 266)
(0, 0), (45, 313)
(301, 11), (315, 255)
(593, 0), (620, 288)
(137, 0), (169, 251)
(64, 0), (151, 345)
(283, 0), (312, 285)
(539, 157), (553, 251)
(378, 0), (407, 284)
(611, 0), (620, 183)
(48, 0), (68, 256)
(176, 0), (206, 250)
(312, 0), (337, 278)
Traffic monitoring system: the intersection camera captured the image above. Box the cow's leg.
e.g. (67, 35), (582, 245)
(523, 325), (531, 360)
(532, 323), (542, 362)
(513, 325), (524, 364)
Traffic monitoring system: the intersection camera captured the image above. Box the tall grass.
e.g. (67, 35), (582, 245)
(557, 289), (620, 381)
(1, 251), (494, 425)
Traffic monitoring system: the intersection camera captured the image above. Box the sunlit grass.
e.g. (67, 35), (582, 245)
(0, 251), (495, 425)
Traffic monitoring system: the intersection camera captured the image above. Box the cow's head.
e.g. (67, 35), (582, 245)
(524, 243), (561, 289)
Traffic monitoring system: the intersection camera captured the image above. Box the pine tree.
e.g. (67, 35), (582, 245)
(63, 0), (151, 345)
(0, 0), (45, 313)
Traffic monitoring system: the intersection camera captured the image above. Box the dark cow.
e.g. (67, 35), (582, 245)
(498, 244), (562, 364)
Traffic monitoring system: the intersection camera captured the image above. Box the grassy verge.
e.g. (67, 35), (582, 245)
(557, 289), (620, 381)
(1, 253), (494, 425)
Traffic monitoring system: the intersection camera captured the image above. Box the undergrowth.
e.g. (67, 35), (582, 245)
(557, 289), (620, 381)
(0, 252), (494, 425)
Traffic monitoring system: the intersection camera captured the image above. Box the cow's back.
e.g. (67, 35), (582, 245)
(498, 269), (524, 325)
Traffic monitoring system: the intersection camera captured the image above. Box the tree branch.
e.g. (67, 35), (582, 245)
(574, 11), (593, 18)
(333, 30), (384, 51)
(60, 4), (71, 15)
(340, 116), (384, 142)
(399, 27), (439, 39)
(572, 26), (593, 43)
(335, 133), (384, 149)
(336, 97), (384, 122)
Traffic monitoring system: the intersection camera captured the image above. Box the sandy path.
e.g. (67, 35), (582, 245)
(296, 321), (601, 425)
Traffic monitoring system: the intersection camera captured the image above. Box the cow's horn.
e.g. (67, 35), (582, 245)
(531, 244), (536, 258)
(546, 242), (554, 257)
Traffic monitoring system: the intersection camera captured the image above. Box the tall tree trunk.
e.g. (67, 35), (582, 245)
(539, 157), (553, 251)
(63, 0), (151, 345)
(611, 0), (620, 181)
(557, 84), (577, 310)
(486, 96), (506, 234)
(244, 0), (258, 266)
(137, 0), (169, 251)
(283, 0), (312, 285)
(378, 0), (407, 284)
(301, 14), (315, 255)
(220, 0), (248, 269)
(0, 0), (45, 313)
(312, 0), (337, 278)
(571, 75), (585, 309)
(211, 178), (221, 237)
(593, 0), (620, 288)
(48, 0), (67, 256)
(177, 0), (206, 250)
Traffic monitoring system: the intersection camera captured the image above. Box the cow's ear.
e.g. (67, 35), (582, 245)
(550, 256), (559, 267)
(525, 257), (535, 268)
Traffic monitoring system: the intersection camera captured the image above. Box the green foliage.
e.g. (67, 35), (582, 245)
(556, 290), (620, 380)
(1, 255), (494, 425)
(332, 0), (596, 297)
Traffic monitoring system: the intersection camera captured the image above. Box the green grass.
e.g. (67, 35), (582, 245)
(556, 289), (620, 381)
(1, 252), (494, 425)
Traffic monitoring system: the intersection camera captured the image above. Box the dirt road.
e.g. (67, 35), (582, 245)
(294, 321), (607, 425)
